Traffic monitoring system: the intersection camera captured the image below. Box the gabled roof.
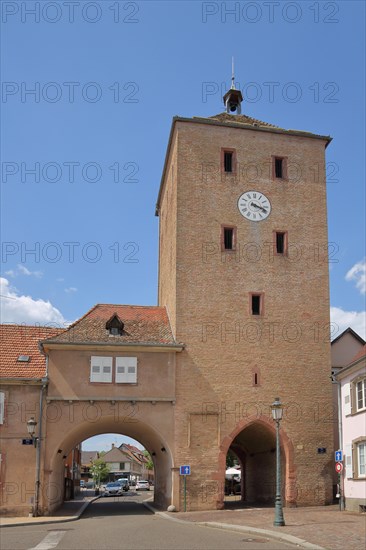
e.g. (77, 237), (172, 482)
(331, 327), (366, 346)
(81, 451), (99, 465)
(349, 344), (366, 364)
(0, 324), (63, 379)
(41, 304), (179, 347)
(103, 446), (129, 462)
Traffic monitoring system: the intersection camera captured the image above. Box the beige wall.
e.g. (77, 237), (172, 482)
(47, 349), (176, 400)
(0, 384), (41, 516)
(159, 120), (333, 510)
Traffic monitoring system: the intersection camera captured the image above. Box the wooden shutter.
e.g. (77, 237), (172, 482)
(343, 383), (351, 416)
(116, 357), (137, 383)
(345, 444), (353, 478)
(0, 393), (4, 424)
(91, 357), (112, 383)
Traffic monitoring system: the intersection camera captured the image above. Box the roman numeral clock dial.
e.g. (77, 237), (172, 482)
(237, 191), (271, 221)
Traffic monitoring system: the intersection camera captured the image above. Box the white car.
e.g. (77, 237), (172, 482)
(136, 480), (150, 491)
(103, 482), (123, 496)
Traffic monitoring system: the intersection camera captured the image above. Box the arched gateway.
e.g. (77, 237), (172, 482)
(1, 87), (334, 516)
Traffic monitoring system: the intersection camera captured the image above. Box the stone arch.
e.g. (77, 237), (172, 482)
(44, 414), (173, 514)
(218, 415), (296, 507)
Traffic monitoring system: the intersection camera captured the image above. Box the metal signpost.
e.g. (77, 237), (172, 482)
(334, 450), (344, 510)
(179, 465), (191, 512)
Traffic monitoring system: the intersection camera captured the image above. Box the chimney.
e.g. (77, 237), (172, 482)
(112, 443), (115, 448)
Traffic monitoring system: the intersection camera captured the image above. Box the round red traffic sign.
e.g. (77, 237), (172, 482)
(335, 462), (343, 473)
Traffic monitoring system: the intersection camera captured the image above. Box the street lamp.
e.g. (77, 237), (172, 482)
(27, 417), (39, 447)
(271, 397), (285, 527)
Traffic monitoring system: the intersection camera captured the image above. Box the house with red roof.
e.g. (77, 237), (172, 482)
(0, 324), (81, 515)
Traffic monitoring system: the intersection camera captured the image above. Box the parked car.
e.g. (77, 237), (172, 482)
(136, 480), (150, 491)
(117, 478), (130, 491)
(103, 482), (124, 496)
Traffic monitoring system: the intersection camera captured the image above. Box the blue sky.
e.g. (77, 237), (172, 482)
(1, 1), (365, 451)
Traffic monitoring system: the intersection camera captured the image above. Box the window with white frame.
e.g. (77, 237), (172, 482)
(356, 378), (366, 412)
(357, 442), (366, 477)
(0, 392), (4, 424)
(115, 357), (137, 383)
(90, 356), (113, 383)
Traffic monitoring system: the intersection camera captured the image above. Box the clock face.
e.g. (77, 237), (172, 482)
(237, 191), (271, 221)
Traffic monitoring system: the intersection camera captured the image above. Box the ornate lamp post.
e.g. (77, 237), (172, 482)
(271, 398), (285, 527)
(27, 417), (38, 447)
(26, 417), (41, 516)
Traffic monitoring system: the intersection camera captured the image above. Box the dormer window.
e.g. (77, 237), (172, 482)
(106, 313), (124, 336)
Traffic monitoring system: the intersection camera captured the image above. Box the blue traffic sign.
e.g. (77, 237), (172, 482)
(180, 465), (191, 475)
(335, 450), (343, 462)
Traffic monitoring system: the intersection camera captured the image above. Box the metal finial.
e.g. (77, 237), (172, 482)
(231, 57), (235, 89)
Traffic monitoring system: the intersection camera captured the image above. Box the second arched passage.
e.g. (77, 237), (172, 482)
(219, 416), (296, 507)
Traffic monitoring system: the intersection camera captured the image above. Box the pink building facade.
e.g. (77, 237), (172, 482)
(337, 345), (366, 512)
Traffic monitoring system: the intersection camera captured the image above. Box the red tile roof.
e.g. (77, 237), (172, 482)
(349, 344), (366, 365)
(207, 112), (281, 129)
(42, 304), (176, 346)
(0, 325), (63, 378)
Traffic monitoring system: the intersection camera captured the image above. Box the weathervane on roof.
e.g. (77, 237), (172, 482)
(231, 56), (235, 89)
(223, 57), (243, 115)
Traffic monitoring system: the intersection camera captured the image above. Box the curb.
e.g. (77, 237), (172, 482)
(0, 496), (100, 529)
(142, 502), (325, 550)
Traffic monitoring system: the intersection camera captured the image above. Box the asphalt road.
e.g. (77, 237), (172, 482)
(0, 493), (295, 550)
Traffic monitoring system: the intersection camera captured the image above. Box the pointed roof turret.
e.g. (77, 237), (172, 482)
(223, 58), (243, 114)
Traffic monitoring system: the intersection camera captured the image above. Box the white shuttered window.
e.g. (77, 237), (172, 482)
(345, 444), (353, 479)
(343, 383), (351, 416)
(90, 356), (113, 383)
(116, 357), (137, 383)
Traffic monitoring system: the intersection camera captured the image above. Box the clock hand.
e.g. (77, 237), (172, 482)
(250, 202), (267, 213)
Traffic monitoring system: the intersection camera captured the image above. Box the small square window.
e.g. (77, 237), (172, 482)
(250, 293), (263, 316)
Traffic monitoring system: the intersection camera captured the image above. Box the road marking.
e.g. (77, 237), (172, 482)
(28, 531), (67, 550)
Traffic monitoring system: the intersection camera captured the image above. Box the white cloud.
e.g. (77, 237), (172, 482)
(345, 258), (366, 295)
(56, 278), (65, 282)
(3, 265), (43, 278)
(0, 277), (69, 327)
(330, 306), (366, 341)
(64, 287), (78, 293)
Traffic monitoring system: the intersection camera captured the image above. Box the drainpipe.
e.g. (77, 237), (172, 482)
(34, 372), (48, 516)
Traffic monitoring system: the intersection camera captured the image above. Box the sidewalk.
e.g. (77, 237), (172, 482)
(169, 504), (366, 550)
(0, 493), (99, 528)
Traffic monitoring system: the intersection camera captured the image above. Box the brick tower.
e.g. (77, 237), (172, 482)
(156, 80), (334, 510)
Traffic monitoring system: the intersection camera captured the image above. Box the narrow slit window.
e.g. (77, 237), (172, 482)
(276, 232), (285, 254)
(224, 228), (233, 250)
(275, 158), (283, 178)
(224, 152), (233, 173)
(251, 294), (262, 316)
(222, 225), (236, 251)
